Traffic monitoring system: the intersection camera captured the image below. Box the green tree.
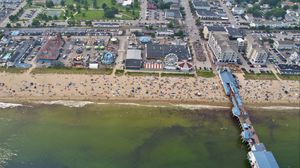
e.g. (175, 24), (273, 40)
(247, 5), (262, 17)
(85, 20), (92, 26)
(45, 0), (54, 8)
(27, 0), (32, 6)
(6, 23), (11, 28)
(60, 0), (65, 6)
(76, 4), (81, 13)
(260, 0), (281, 7)
(264, 8), (286, 19)
(93, 0), (98, 9)
(102, 3), (107, 9)
(32, 19), (41, 27)
(291, 5), (299, 10)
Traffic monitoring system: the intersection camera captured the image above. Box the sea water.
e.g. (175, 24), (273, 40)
(0, 102), (299, 168)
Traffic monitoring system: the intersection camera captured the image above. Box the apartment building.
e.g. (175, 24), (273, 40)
(245, 35), (268, 65)
(208, 32), (238, 63)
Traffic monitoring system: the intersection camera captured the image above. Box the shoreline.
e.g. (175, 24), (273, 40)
(1, 97), (299, 109)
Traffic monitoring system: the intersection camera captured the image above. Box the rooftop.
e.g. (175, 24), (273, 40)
(250, 151), (279, 168)
(196, 9), (218, 17)
(193, 0), (210, 7)
(206, 25), (226, 32)
(126, 49), (142, 60)
(165, 9), (182, 19)
(225, 27), (243, 38)
(146, 44), (191, 61)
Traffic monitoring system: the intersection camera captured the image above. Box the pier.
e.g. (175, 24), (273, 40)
(218, 68), (280, 168)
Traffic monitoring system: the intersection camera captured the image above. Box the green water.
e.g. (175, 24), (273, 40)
(0, 104), (299, 168)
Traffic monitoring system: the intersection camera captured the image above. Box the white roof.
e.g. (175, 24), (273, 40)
(126, 49), (142, 60)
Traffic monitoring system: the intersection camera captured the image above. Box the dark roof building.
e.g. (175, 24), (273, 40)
(225, 27), (244, 39)
(275, 64), (300, 75)
(146, 44), (191, 61)
(192, 0), (211, 10)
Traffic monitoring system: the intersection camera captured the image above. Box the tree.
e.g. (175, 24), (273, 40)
(102, 3), (107, 9)
(264, 8), (286, 19)
(85, 20), (92, 26)
(27, 0), (32, 6)
(67, 4), (74, 11)
(6, 23), (11, 28)
(111, 0), (116, 5)
(260, 0), (281, 7)
(76, 4), (81, 13)
(93, 0), (98, 9)
(247, 5), (262, 17)
(60, 0), (65, 6)
(32, 19), (41, 27)
(291, 5), (299, 10)
(104, 7), (118, 18)
(84, 0), (89, 10)
(45, 0), (54, 8)
(53, 15), (58, 20)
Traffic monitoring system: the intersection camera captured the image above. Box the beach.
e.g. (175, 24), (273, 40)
(0, 72), (299, 105)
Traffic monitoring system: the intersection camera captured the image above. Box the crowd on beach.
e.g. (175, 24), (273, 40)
(0, 72), (299, 104)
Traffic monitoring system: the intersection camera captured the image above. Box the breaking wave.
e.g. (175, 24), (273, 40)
(35, 100), (94, 108)
(0, 102), (23, 109)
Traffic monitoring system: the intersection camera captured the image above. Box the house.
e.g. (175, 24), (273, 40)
(170, 4), (180, 10)
(208, 32), (238, 63)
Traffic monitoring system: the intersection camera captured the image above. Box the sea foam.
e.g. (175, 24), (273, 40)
(0, 102), (23, 109)
(35, 100), (94, 108)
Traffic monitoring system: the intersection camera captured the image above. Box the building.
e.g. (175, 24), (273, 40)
(32, 0), (46, 4)
(170, 4), (180, 10)
(163, 0), (180, 4)
(245, 35), (268, 65)
(202, 25), (226, 39)
(208, 33), (238, 63)
(248, 143), (279, 168)
(125, 49), (142, 69)
(165, 9), (182, 20)
(8, 39), (36, 67)
(225, 27), (243, 40)
(146, 44), (191, 61)
(237, 38), (245, 52)
(231, 7), (245, 15)
(36, 34), (65, 62)
(192, 0), (211, 10)
(196, 9), (220, 20)
(289, 51), (300, 64)
(275, 64), (300, 75)
(274, 40), (295, 50)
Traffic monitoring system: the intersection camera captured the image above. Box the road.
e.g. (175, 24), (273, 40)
(218, 0), (237, 27)
(180, 0), (212, 69)
(0, 1), (27, 27)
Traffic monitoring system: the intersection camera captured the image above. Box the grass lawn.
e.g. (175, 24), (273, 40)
(161, 72), (195, 77)
(74, 10), (105, 20)
(196, 70), (215, 78)
(125, 71), (159, 76)
(65, 0), (139, 20)
(0, 67), (28, 73)
(31, 67), (113, 75)
(115, 69), (124, 76)
(243, 71), (278, 80)
(277, 74), (300, 81)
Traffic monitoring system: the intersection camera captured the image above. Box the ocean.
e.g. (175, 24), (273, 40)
(0, 102), (299, 168)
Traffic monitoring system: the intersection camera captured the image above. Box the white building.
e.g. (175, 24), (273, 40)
(245, 35), (268, 65)
(274, 40), (295, 50)
(208, 32), (238, 63)
(232, 7), (245, 15)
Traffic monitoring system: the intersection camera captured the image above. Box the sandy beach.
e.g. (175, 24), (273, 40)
(0, 72), (299, 105)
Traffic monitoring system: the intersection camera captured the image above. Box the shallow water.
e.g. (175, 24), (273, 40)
(0, 103), (299, 168)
